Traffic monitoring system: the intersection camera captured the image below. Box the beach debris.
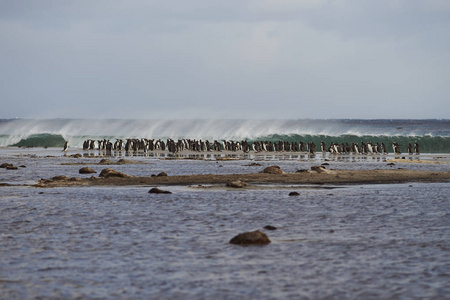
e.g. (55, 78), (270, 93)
(148, 187), (172, 194)
(288, 191), (300, 196)
(99, 168), (130, 178)
(264, 225), (277, 230)
(226, 180), (247, 188)
(262, 166), (284, 174)
(79, 167), (97, 174)
(229, 230), (271, 245)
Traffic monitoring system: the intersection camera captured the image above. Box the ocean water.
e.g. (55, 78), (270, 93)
(1, 148), (450, 299)
(1, 119), (449, 153)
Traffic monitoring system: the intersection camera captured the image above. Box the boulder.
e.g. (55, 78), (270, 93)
(117, 159), (134, 164)
(229, 230), (271, 245)
(98, 159), (112, 165)
(99, 168), (130, 178)
(226, 180), (247, 188)
(148, 187), (172, 194)
(262, 166), (284, 174)
(79, 167), (97, 174)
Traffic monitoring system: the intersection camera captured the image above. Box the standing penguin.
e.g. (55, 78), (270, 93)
(414, 141), (420, 155)
(407, 143), (413, 155)
(63, 141), (69, 152)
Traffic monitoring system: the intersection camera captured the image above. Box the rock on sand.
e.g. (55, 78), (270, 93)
(79, 167), (97, 174)
(262, 166), (284, 174)
(99, 168), (130, 178)
(229, 230), (271, 245)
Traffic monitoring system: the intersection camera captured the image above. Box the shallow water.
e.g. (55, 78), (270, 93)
(1, 149), (450, 299)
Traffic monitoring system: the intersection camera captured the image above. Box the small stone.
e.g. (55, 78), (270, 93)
(51, 175), (68, 181)
(99, 168), (129, 178)
(288, 191), (300, 196)
(6, 165), (18, 170)
(262, 166), (284, 174)
(226, 180), (247, 188)
(229, 230), (271, 245)
(79, 167), (97, 174)
(0, 163), (13, 168)
(264, 225), (277, 230)
(157, 172), (168, 177)
(148, 187), (172, 194)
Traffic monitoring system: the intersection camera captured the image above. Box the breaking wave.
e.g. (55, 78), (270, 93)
(1, 119), (449, 152)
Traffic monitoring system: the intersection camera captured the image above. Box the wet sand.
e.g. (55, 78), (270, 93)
(34, 168), (450, 188)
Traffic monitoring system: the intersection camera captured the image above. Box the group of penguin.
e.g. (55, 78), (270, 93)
(71, 138), (420, 155)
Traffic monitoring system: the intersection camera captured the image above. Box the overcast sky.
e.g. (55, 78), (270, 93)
(1, 0), (449, 119)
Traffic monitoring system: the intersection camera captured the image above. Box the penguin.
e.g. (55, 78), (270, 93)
(63, 141), (69, 152)
(407, 143), (413, 155)
(414, 141), (420, 155)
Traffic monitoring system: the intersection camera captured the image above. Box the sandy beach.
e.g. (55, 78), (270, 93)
(33, 168), (450, 188)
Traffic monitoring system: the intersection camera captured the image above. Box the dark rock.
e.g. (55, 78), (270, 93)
(226, 180), (247, 188)
(229, 230), (271, 245)
(19, 165), (26, 168)
(79, 167), (97, 174)
(6, 165), (18, 170)
(0, 163), (13, 168)
(117, 159), (134, 164)
(264, 225), (277, 230)
(387, 163), (395, 166)
(148, 187), (172, 194)
(321, 163), (330, 166)
(157, 172), (168, 177)
(99, 159), (112, 164)
(99, 168), (130, 178)
(296, 169), (308, 173)
(52, 175), (68, 181)
(288, 191), (300, 196)
(70, 153), (82, 158)
(262, 166), (284, 174)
